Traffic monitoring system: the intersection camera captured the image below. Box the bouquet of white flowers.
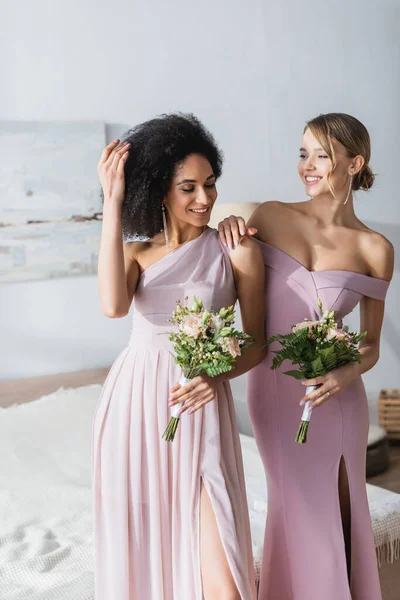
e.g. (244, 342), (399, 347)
(267, 298), (366, 444)
(163, 296), (253, 442)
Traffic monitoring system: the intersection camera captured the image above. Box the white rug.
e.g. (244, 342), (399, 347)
(0, 385), (99, 600)
(0, 385), (399, 599)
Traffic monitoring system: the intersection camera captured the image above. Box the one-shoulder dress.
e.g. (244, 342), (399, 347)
(92, 228), (256, 600)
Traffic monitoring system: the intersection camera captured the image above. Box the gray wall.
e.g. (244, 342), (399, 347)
(1, 0), (399, 423)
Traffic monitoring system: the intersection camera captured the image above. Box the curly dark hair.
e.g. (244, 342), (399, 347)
(119, 113), (223, 240)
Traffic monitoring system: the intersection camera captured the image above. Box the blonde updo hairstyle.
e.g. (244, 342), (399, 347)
(305, 113), (375, 195)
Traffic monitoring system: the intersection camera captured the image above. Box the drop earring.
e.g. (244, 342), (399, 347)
(162, 204), (169, 249)
(343, 176), (353, 206)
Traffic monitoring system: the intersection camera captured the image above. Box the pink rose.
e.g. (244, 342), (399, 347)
(326, 328), (352, 343)
(180, 314), (203, 338)
(292, 320), (320, 333)
(224, 337), (241, 358)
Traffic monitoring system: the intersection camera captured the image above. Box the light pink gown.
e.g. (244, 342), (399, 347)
(248, 241), (390, 600)
(92, 228), (256, 600)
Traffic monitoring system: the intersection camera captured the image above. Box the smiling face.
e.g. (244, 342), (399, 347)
(298, 127), (361, 199)
(164, 153), (217, 227)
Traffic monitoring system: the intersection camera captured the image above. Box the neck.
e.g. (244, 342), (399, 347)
(308, 191), (355, 226)
(164, 216), (206, 248)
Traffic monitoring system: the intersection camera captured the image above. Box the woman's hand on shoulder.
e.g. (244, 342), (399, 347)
(217, 215), (257, 249)
(217, 201), (283, 249)
(226, 234), (263, 268)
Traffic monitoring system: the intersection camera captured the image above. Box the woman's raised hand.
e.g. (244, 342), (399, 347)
(97, 139), (131, 206)
(217, 215), (257, 249)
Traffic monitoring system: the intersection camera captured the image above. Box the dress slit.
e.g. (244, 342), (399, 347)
(338, 455), (352, 585)
(199, 475), (242, 599)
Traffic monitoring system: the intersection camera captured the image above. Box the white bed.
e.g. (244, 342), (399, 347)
(0, 378), (399, 599)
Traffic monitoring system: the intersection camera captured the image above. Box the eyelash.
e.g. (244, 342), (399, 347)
(299, 154), (329, 159)
(182, 183), (216, 193)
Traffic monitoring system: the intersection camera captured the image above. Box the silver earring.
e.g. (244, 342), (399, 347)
(343, 176), (353, 205)
(162, 204), (169, 248)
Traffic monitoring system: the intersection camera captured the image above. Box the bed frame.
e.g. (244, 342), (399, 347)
(0, 367), (109, 409)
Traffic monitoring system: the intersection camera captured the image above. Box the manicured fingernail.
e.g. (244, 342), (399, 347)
(240, 229), (245, 235)
(300, 400), (305, 406)
(234, 239), (239, 247)
(228, 243), (233, 250)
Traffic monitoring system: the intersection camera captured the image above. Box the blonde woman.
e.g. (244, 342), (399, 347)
(218, 113), (394, 600)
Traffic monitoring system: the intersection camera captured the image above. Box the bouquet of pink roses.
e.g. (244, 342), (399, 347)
(267, 299), (366, 444)
(163, 296), (253, 441)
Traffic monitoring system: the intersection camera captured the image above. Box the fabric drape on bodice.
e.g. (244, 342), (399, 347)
(255, 240), (389, 334)
(130, 227), (237, 348)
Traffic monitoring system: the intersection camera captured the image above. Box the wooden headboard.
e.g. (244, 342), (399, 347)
(0, 367), (110, 409)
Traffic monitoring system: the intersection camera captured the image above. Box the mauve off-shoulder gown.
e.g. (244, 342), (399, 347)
(92, 228), (256, 600)
(248, 240), (389, 600)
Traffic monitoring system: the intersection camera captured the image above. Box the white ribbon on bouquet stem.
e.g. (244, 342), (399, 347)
(171, 375), (192, 418)
(300, 384), (319, 422)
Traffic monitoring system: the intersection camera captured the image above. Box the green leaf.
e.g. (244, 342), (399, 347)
(319, 346), (335, 359)
(218, 327), (233, 337)
(311, 356), (324, 372)
(206, 363), (233, 377)
(283, 370), (304, 380)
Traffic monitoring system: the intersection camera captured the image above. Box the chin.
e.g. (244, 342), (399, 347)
(306, 185), (329, 197)
(188, 217), (210, 228)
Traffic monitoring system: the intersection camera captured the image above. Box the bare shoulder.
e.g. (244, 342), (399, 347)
(250, 200), (284, 219)
(250, 200), (309, 221)
(248, 200), (287, 228)
(248, 200), (305, 234)
(359, 227), (394, 281)
(228, 235), (264, 274)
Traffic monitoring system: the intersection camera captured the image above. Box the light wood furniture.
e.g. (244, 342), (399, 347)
(379, 389), (400, 440)
(0, 367), (109, 409)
